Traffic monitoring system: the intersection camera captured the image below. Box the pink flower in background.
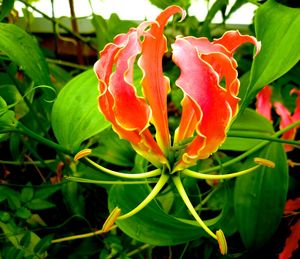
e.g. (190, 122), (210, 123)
(256, 85), (300, 151)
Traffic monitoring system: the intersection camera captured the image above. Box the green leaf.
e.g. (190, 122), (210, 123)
(0, 0), (15, 21)
(243, 0), (300, 108)
(0, 221), (47, 257)
(62, 181), (85, 215)
(0, 211), (11, 222)
(16, 207), (32, 219)
(26, 199), (55, 210)
(201, 0), (228, 37)
(51, 69), (110, 152)
(91, 128), (135, 167)
(221, 108), (274, 151)
(20, 231), (31, 248)
(108, 183), (234, 246)
(0, 23), (52, 86)
(234, 142), (289, 249)
(21, 183), (34, 203)
(34, 234), (54, 254)
(34, 185), (61, 200)
(149, 0), (191, 10)
(92, 13), (137, 51)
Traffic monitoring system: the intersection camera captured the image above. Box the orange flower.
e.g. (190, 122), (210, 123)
(94, 5), (261, 171)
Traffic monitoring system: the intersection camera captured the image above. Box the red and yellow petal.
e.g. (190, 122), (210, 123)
(274, 101), (296, 152)
(172, 37), (239, 171)
(94, 28), (167, 167)
(256, 85), (273, 122)
(213, 30), (261, 57)
(139, 5), (186, 154)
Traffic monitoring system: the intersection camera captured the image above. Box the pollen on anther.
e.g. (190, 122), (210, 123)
(254, 157), (275, 168)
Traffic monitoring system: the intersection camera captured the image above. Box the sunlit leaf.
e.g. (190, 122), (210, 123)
(0, 23), (52, 86)
(243, 0), (300, 108)
(221, 108), (274, 151)
(0, 0), (15, 21)
(108, 183), (235, 245)
(234, 142), (289, 248)
(51, 69), (110, 152)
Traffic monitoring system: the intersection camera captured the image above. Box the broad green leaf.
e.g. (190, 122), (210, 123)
(51, 69), (110, 152)
(234, 142), (288, 249)
(91, 128), (135, 167)
(108, 182), (235, 246)
(0, 0), (15, 21)
(221, 108), (274, 151)
(243, 0), (300, 108)
(0, 23), (52, 86)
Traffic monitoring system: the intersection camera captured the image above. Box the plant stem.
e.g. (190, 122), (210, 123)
(0, 60), (47, 134)
(65, 176), (159, 185)
(228, 130), (300, 147)
(182, 164), (260, 180)
(51, 225), (117, 243)
(117, 173), (169, 220)
(16, 122), (72, 155)
(17, 0), (97, 51)
(83, 157), (162, 179)
(197, 120), (300, 174)
(172, 174), (217, 240)
(46, 58), (88, 70)
(68, 0), (84, 64)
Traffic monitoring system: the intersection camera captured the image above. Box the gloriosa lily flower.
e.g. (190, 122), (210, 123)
(256, 85), (300, 151)
(90, 5), (263, 254)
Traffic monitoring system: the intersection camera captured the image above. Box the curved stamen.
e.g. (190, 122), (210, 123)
(118, 172), (169, 220)
(81, 156), (162, 179)
(172, 174), (217, 240)
(182, 157), (274, 180)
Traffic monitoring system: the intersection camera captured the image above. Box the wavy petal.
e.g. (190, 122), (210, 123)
(172, 37), (239, 171)
(94, 29), (167, 167)
(139, 5), (186, 154)
(256, 85), (273, 122)
(213, 30), (261, 57)
(274, 101), (296, 152)
(291, 88), (300, 121)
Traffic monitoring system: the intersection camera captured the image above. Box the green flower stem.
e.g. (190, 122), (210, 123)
(172, 174), (217, 240)
(84, 157), (162, 179)
(51, 225), (117, 243)
(16, 122), (72, 155)
(196, 120), (300, 175)
(182, 164), (260, 180)
(228, 130), (300, 147)
(118, 173), (169, 220)
(65, 176), (159, 185)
